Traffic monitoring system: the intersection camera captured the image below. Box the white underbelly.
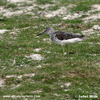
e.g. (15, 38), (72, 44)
(53, 38), (84, 45)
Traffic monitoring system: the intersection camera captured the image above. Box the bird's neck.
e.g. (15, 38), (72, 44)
(49, 33), (55, 41)
(48, 29), (55, 41)
(48, 29), (54, 35)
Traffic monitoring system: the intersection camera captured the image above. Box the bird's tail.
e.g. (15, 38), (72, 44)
(79, 35), (86, 40)
(80, 35), (85, 38)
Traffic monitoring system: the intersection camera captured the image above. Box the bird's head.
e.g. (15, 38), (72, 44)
(37, 27), (54, 36)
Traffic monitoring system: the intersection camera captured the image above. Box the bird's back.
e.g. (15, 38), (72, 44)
(54, 31), (85, 40)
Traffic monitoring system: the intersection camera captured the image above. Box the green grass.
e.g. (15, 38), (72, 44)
(48, 5), (60, 11)
(71, 3), (91, 12)
(0, 0), (100, 100)
(5, 3), (17, 8)
(37, 0), (53, 4)
(0, 0), (7, 6)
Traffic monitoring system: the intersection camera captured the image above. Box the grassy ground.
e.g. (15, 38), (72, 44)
(0, 0), (100, 100)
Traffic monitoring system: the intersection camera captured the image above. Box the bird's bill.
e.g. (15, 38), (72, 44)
(37, 30), (46, 36)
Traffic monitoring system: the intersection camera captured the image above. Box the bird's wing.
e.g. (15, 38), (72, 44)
(54, 31), (84, 40)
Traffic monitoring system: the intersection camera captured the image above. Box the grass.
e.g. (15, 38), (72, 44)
(48, 5), (60, 11)
(0, 0), (7, 6)
(37, 0), (54, 4)
(0, 0), (100, 100)
(5, 3), (17, 8)
(71, 3), (91, 12)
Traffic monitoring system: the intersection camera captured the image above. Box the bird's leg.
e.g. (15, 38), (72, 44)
(66, 44), (69, 60)
(61, 45), (64, 61)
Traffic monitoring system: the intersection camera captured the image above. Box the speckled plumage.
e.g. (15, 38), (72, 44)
(54, 31), (84, 40)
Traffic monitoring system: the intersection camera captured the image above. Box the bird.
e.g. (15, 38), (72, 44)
(37, 27), (85, 60)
